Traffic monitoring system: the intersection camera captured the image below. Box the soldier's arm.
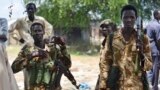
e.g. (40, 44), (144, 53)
(11, 46), (29, 73)
(142, 35), (152, 71)
(99, 42), (113, 89)
(59, 45), (71, 68)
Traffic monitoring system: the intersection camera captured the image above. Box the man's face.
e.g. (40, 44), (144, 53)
(31, 24), (44, 42)
(26, 5), (36, 16)
(122, 10), (136, 29)
(100, 24), (112, 37)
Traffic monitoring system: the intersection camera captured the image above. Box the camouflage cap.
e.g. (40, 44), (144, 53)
(99, 19), (112, 28)
(31, 19), (45, 29)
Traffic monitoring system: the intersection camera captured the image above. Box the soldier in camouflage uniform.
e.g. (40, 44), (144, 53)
(99, 5), (152, 90)
(11, 20), (71, 90)
(99, 19), (117, 47)
(95, 19), (117, 90)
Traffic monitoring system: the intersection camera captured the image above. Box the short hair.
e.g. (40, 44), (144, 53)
(153, 10), (160, 18)
(121, 5), (137, 18)
(26, 3), (36, 10)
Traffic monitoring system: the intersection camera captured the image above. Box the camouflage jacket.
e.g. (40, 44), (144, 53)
(11, 43), (71, 88)
(99, 29), (152, 90)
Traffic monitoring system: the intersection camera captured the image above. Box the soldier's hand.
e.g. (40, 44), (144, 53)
(51, 36), (65, 45)
(38, 50), (48, 59)
(26, 51), (38, 60)
(136, 39), (144, 59)
(28, 50), (47, 60)
(32, 51), (39, 57)
(136, 39), (143, 51)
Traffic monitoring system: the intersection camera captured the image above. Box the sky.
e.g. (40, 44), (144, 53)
(0, 0), (25, 20)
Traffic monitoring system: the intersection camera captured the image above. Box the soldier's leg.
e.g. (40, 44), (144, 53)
(152, 56), (160, 90)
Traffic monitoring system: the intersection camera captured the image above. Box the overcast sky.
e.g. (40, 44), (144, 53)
(0, 0), (25, 20)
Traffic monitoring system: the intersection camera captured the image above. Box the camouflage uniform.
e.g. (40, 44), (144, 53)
(99, 29), (152, 90)
(95, 19), (115, 90)
(11, 42), (71, 90)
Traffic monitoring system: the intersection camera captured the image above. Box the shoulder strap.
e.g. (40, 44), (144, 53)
(108, 33), (117, 65)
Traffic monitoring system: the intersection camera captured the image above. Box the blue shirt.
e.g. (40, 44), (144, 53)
(146, 19), (160, 56)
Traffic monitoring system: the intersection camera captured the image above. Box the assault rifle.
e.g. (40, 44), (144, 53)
(52, 58), (79, 89)
(49, 43), (79, 90)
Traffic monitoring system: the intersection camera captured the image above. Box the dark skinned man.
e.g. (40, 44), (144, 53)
(95, 19), (117, 90)
(11, 20), (70, 90)
(98, 5), (152, 90)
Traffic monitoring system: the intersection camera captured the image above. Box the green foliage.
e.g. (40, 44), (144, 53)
(23, 0), (127, 29)
(104, 0), (128, 23)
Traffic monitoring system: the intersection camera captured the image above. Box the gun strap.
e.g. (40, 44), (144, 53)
(108, 33), (117, 65)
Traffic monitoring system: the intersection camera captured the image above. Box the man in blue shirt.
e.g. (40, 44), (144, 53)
(147, 10), (160, 90)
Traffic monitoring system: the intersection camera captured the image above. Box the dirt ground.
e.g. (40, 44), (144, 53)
(7, 45), (100, 90)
